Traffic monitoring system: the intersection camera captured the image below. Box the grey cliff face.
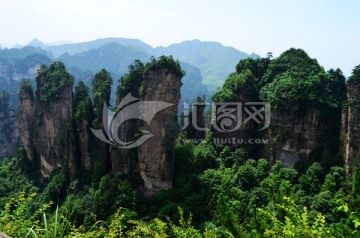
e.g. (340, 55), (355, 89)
(18, 85), (77, 178)
(341, 80), (360, 175)
(138, 69), (182, 196)
(263, 109), (321, 167)
(77, 119), (92, 172)
(0, 90), (19, 159)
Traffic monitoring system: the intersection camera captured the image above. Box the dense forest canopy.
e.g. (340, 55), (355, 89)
(35, 61), (74, 102)
(214, 48), (346, 113)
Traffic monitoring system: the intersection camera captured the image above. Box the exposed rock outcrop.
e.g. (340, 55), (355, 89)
(18, 62), (77, 178)
(110, 120), (137, 174)
(340, 79), (360, 175)
(210, 50), (346, 169)
(0, 90), (19, 159)
(17, 58), (184, 195)
(0, 48), (52, 107)
(76, 119), (92, 172)
(138, 69), (182, 195)
(19, 86), (77, 178)
(111, 90), (140, 174)
(18, 85), (36, 161)
(186, 101), (206, 141)
(0, 48), (52, 158)
(262, 109), (322, 167)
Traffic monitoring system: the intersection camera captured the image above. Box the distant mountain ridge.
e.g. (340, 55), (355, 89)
(0, 37), (259, 102)
(27, 38), (48, 48)
(43, 38), (258, 92)
(155, 40), (259, 91)
(0, 46), (52, 105)
(45, 38), (154, 58)
(58, 42), (150, 78)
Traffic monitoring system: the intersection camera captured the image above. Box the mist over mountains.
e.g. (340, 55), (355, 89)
(28, 38), (259, 91)
(0, 37), (258, 108)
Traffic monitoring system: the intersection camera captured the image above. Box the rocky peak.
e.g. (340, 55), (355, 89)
(0, 90), (19, 159)
(340, 66), (360, 175)
(18, 62), (77, 178)
(138, 68), (182, 196)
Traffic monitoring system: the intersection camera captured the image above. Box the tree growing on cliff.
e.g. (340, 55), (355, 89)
(259, 48), (346, 112)
(116, 56), (184, 101)
(74, 81), (93, 124)
(144, 55), (185, 77)
(35, 61), (74, 103)
(19, 80), (34, 100)
(348, 64), (360, 83)
(91, 69), (113, 129)
(116, 60), (145, 101)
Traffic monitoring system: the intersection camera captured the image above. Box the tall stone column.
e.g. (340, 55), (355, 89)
(138, 69), (182, 196)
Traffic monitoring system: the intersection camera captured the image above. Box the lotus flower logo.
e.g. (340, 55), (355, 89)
(91, 93), (174, 149)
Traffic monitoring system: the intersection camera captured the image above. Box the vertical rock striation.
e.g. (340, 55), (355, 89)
(77, 119), (92, 172)
(262, 109), (322, 167)
(0, 90), (19, 159)
(18, 62), (77, 178)
(340, 79), (360, 175)
(138, 68), (182, 195)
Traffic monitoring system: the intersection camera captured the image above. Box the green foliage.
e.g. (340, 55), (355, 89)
(35, 61), (74, 102)
(92, 68), (113, 128)
(236, 57), (269, 78)
(19, 80), (34, 99)
(93, 173), (137, 220)
(0, 157), (39, 207)
(259, 49), (346, 112)
(260, 70), (345, 112)
(213, 48), (346, 117)
(43, 171), (68, 202)
(212, 70), (257, 102)
(0, 145), (359, 237)
(74, 81), (93, 123)
(212, 57), (269, 103)
(348, 64), (360, 83)
(145, 55), (185, 77)
(116, 56), (184, 102)
(259, 197), (334, 237)
(321, 167), (346, 192)
(116, 60), (145, 100)
(0, 194), (218, 237)
(211, 87), (236, 103)
(0, 192), (52, 237)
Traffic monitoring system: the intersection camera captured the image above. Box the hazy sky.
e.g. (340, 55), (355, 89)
(0, 0), (359, 76)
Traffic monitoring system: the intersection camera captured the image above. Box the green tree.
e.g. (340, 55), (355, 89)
(145, 55), (185, 77)
(116, 60), (144, 100)
(348, 64), (360, 83)
(35, 61), (74, 102)
(259, 49), (346, 112)
(74, 81), (93, 123)
(92, 69), (113, 129)
(298, 162), (324, 195)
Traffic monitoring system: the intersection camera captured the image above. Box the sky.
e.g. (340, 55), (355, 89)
(0, 0), (359, 76)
